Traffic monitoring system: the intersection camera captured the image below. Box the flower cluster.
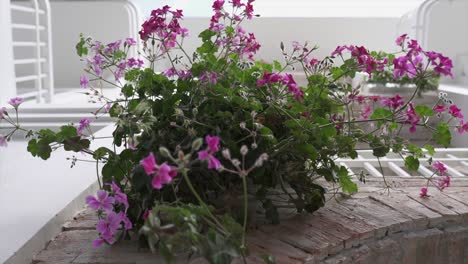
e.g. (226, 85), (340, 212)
(256, 71), (304, 100)
(138, 5), (188, 49)
(331, 45), (387, 75)
(86, 183), (132, 247)
(210, 0), (260, 59)
(393, 35), (453, 79)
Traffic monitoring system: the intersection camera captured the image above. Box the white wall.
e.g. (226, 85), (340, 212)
(47, 8), (399, 87)
(50, 1), (139, 88)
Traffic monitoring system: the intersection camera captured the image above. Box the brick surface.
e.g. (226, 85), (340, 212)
(33, 177), (468, 264)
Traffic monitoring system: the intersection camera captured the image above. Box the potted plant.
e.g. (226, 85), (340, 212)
(0, 1), (465, 263)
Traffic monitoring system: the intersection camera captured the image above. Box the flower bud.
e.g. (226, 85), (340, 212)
(240, 145), (248, 156)
(192, 138), (203, 151)
(159, 147), (171, 158)
(175, 108), (184, 116)
(232, 159), (241, 167)
(178, 151), (185, 160)
(222, 149), (231, 160)
(251, 143), (258, 149)
(240, 122), (246, 129)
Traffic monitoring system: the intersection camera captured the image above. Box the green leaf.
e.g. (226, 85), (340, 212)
(122, 84), (134, 97)
(63, 138), (90, 152)
(75, 34), (88, 57)
(27, 139), (52, 160)
(337, 166), (357, 194)
(424, 144), (436, 156)
(371, 108), (392, 119)
(433, 123), (451, 148)
(199, 29), (216, 42)
(56, 125), (78, 142)
(415, 105), (434, 117)
(296, 144), (318, 160)
(405, 156), (420, 171)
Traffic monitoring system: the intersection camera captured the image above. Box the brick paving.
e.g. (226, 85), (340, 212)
(33, 178), (468, 264)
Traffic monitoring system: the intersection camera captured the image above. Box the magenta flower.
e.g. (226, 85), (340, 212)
(381, 95), (405, 110)
(360, 105), (372, 120)
(0, 135), (7, 148)
(199, 150), (222, 170)
(125, 37), (136, 46)
(128, 58), (144, 68)
(405, 103), (420, 133)
(80, 75), (89, 88)
(206, 135), (220, 153)
(8, 97), (24, 109)
(95, 212), (122, 245)
(432, 161), (447, 175)
(437, 175), (451, 191)
(86, 190), (115, 212)
(77, 118), (92, 135)
(110, 182), (129, 211)
(448, 104), (464, 119)
(433, 104), (446, 113)
(151, 163), (177, 189)
(426, 51), (453, 77)
(420, 187), (429, 198)
(395, 34), (407, 46)
(140, 152), (157, 175)
(140, 152), (177, 189)
(393, 56), (409, 79)
(198, 135), (222, 171)
(457, 120), (468, 134)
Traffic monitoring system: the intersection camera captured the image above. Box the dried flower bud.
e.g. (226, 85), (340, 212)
(232, 159), (241, 167)
(240, 145), (248, 156)
(192, 138), (203, 151)
(178, 151), (185, 161)
(175, 108), (184, 116)
(222, 149), (231, 160)
(255, 153), (269, 167)
(251, 143), (258, 149)
(159, 147), (171, 158)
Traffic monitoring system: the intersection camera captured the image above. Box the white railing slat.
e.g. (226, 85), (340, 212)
(10, 4), (45, 14)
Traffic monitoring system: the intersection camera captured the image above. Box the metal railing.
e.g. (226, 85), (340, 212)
(337, 148), (468, 179)
(10, 0), (54, 103)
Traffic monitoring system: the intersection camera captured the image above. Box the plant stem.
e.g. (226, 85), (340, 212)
(241, 174), (248, 247)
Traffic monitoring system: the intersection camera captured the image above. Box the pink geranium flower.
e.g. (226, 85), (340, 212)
(86, 190), (115, 212)
(110, 182), (129, 211)
(395, 34), (407, 46)
(198, 135), (222, 171)
(420, 187), (429, 197)
(80, 75), (89, 88)
(8, 97), (24, 108)
(77, 118), (92, 135)
(457, 120), (468, 134)
(448, 104), (464, 119)
(432, 161), (447, 175)
(140, 152), (177, 189)
(437, 175), (451, 191)
(433, 105), (446, 113)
